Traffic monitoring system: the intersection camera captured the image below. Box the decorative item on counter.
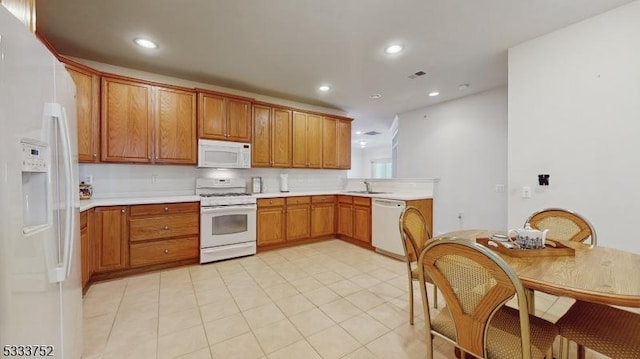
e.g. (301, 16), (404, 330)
(279, 173), (289, 192)
(507, 223), (548, 249)
(79, 182), (93, 200)
(251, 177), (263, 193)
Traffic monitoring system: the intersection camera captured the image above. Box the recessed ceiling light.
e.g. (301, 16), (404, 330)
(458, 83), (470, 90)
(318, 85), (330, 92)
(355, 131), (362, 135)
(428, 91), (440, 97)
(134, 38), (158, 49)
(384, 44), (403, 54)
(370, 94), (382, 99)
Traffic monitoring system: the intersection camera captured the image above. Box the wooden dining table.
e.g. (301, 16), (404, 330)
(433, 229), (640, 308)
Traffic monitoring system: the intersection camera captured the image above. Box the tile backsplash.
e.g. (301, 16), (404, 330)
(79, 164), (348, 198)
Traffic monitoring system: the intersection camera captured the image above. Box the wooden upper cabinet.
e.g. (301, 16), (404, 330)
(252, 104), (291, 167)
(101, 77), (153, 163)
(102, 76), (197, 164)
(337, 119), (352, 169)
(272, 108), (292, 167)
(198, 91), (251, 142)
(322, 117), (338, 168)
(155, 87), (197, 164)
(251, 104), (272, 167)
(67, 65), (100, 163)
(292, 112), (323, 168)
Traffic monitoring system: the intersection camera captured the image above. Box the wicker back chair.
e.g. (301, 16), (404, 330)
(418, 238), (558, 359)
(399, 206), (438, 325)
(525, 208), (596, 246)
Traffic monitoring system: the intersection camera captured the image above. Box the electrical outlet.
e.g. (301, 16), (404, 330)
(152, 174), (159, 183)
(522, 186), (532, 198)
(495, 184), (505, 193)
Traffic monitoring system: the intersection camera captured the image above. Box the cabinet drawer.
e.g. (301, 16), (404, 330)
(353, 197), (371, 207)
(312, 195), (335, 204)
(130, 213), (199, 242)
(129, 202), (199, 217)
(80, 211), (88, 228)
(286, 196), (310, 205)
(337, 195), (353, 204)
(257, 198), (285, 207)
(130, 236), (199, 267)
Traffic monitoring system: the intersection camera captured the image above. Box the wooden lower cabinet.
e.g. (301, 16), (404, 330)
(337, 201), (354, 238)
(128, 202), (199, 268)
(336, 196), (371, 245)
(257, 198), (286, 246)
(311, 196), (335, 237)
(94, 206), (129, 273)
(80, 210), (91, 292)
(352, 198), (371, 244)
(286, 197), (311, 241)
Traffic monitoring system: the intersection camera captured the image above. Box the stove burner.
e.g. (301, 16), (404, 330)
(199, 192), (251, 197)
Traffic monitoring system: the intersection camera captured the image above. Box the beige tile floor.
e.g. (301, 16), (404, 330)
(82, 239), (613, 359)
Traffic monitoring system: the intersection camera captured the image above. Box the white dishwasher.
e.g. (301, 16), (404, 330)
(372, 198), (406, 259)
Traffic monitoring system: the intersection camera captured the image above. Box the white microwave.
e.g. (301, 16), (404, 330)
(198, 139), (251, 168)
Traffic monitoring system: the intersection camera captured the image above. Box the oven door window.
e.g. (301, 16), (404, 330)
(211, 214), (247, 235)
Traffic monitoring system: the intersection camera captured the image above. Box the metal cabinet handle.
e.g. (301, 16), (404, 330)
(163, 225), (169, 230)
(155, 156), (158, 160)
(92, 153), (97, 158)
(121, 209), (126, 213)
(148, 156), (151, 159)
(164, 249), (169, 254)
(164, 207), (169, 212)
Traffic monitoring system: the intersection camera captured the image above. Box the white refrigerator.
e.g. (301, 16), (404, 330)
(0, 7), (82, 359)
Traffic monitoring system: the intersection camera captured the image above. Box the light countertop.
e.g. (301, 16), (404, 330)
(79, 191), (432, 211)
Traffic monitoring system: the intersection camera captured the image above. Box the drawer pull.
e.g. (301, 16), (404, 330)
(164, 249), (169, 254)
(164, 225), (169, 230)
(164, 207), (169, 212)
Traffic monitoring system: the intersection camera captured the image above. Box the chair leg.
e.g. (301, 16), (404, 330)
(577, 344), (586, 359)
(560, 337), (570, 359)
(432, 284), (438, 309)
(409, 279), (414, 325)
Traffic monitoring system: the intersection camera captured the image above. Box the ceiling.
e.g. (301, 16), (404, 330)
(36, 0), (632, 145)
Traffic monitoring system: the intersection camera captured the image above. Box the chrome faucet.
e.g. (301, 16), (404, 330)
(364, 179), (372, 193)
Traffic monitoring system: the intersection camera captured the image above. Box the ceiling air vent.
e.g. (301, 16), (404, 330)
(364, 131), (382, 136)
(408, 70), (427, 79)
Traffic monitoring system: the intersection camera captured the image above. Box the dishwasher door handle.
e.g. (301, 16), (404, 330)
(373, 199), (406, 208)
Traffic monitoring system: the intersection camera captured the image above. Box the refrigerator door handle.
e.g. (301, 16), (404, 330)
(47, 103), (75, 282)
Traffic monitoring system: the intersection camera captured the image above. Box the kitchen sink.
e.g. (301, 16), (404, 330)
(345, 190), (390, 194)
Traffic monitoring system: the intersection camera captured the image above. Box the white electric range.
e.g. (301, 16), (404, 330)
(196, 178), (257, 263)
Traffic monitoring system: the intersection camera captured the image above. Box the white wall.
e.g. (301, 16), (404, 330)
(508, 1), (640, 253)
(397, 87), (508, 235)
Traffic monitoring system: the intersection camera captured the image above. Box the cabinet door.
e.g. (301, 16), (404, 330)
(322, 117), (338, 168)
(311, 203), (335, 237)
(292, 111), (308, 168)
(287, 204), (310, 240)
(155, 87), (197, 164)
(94, 206), (128, 272)
(353, 205), (371, 243)
(80, 212), (90, 291)
(307, 114), (323, 168)
(198, 93), (226, 140)
(271, 108), (292, 167)
(67, 67), (100, 163)
(337, 120), (352, 169)
(257, 206), (285, 246)
(337, 203), (353, 238)
(252, 104), (272, 167)
(227, 98), (251, 142)
(101, 78), (152, 163)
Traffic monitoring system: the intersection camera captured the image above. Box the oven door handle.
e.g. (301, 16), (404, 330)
(200, 205), (257, 214)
